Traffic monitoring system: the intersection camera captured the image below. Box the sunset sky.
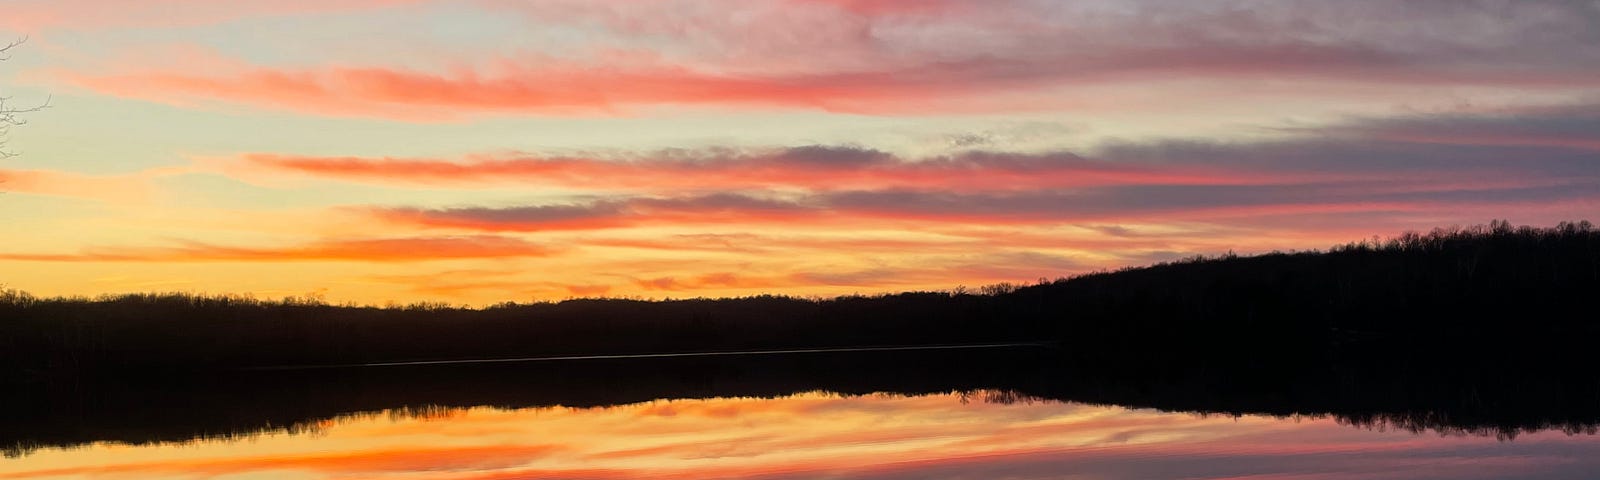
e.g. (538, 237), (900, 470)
(1, 0), (1597, 304)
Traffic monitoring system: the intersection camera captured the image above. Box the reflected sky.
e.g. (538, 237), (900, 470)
(5, 391), (1598, 480)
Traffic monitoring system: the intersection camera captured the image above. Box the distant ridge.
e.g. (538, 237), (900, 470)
(2, 220), (1596, 377)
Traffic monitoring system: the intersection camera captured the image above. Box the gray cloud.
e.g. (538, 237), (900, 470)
(353, 104), (1600, 232)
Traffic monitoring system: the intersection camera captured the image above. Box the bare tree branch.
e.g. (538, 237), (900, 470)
(0, 36), (47, 158)
(0, 36), (25, 59)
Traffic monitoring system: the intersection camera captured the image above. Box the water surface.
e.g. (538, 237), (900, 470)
(6, 390), (1600, 479)
(8, 344), (1600, 479)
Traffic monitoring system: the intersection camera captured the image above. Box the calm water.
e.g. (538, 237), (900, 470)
(7, 390), (1600, 480)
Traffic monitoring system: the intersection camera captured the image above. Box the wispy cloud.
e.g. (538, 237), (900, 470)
(232, 103), (1600, 198)
(239, 147), (1298, 191)
(0, 0), (425, 31)
(0, 235), (557, 262)
(50, 0), (1600, 118)
(366, 194), (819, 232)
(0, 168), (157, 202)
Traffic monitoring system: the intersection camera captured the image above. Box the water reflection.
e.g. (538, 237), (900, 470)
(6, 391), (1600, 480)
(7, 346), (1600, 478)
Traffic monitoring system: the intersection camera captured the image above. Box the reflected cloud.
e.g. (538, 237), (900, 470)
(7, 392), (1599, 480)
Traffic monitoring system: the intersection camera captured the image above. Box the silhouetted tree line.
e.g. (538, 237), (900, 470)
(1012, 220), (1600, 365)
(2, 220), (1596, 379)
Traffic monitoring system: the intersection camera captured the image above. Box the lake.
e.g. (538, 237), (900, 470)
(7, 390), (1600, 479)
(5, 346), (1599, 478)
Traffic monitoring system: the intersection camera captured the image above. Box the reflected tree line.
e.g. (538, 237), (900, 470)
(3, 221), (1599, 455)
(4, 342), (1599, 458)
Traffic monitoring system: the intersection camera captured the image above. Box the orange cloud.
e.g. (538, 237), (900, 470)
(0, 235), (556, 263)
(0, 167), (174, 202)
(62, 42), (1600, 120)
(62, 60), (917, 119)
(631, 272), (784, 291)
(360, 269), (616, 299)
(565, 284), (614, 297)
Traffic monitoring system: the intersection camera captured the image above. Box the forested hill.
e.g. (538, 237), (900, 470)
(2, 220), (1596, 377)
(1018, 220), (1600, 351)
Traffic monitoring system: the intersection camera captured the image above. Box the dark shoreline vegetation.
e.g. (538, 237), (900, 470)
(4, 220), (1600, 456)
(4, 220), (1597, 374)
(5, 344), (1600, 458)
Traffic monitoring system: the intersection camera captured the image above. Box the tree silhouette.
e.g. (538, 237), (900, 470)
(1, 220), (1595, 377)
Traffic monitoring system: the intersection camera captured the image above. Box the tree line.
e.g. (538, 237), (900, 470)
(2, 220), (1596, 378)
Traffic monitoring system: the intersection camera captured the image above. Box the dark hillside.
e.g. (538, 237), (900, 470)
(2, 220), (1595, 377)
(1017, 220), (1600, 364)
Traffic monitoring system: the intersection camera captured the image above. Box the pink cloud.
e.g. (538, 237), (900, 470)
(52, 47), (1409, 118)
(48, 1), (1600, 119)
(239, 148), (1304, 192)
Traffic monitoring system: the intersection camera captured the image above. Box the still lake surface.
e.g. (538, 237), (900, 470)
(6, 390), (1600, 479)
(6, 344), (1600, 479)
